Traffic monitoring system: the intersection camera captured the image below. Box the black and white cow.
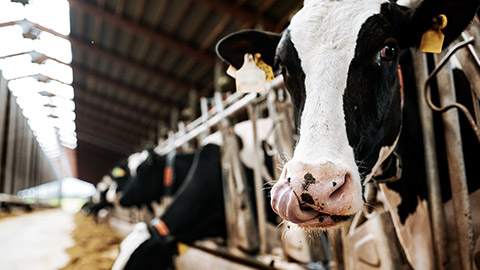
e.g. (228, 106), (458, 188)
(113, 144), (225, 270)
(119, 149), (195, 210)
(85, 161), (132, 219)
(217, 0), (479, 231)
(113, 120), (279, 270)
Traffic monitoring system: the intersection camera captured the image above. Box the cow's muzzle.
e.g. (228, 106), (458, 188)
(270, 161), (362, 228)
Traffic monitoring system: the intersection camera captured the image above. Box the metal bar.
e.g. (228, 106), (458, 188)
(247, 104), (268, 254)
(4, 93), (17, 194)
(433, 52), (474, 270)
(157, 76), (284, 154)
(424, 38), (480, 143)
(412, 50), (448, 269)
(0, 72), (8, 193)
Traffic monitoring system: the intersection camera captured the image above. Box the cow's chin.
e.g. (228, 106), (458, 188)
(293, 211), (355, 230)
(271, 177), (362, 230)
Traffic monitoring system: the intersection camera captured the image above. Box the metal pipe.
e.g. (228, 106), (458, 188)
(433, 52), (474, 270)
(156, 76), (284, 154)
(411, 50), (448, 269)
(424, 38), (480, 143)
(247, 104), (268, 254)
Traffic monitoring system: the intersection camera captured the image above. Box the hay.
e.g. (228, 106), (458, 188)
(60, 213), (124, 270)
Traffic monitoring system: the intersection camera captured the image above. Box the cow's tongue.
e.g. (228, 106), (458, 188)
(271, 178), (319, 223)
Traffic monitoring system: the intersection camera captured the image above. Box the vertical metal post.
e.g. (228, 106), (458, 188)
(214, 60), (224, 93)
(434, 53), (474, 270)
(4, 94), (17, 194)
(199, 97), (209, 143)
(247, 104), (268, 254)
(188, 89), (197, 122)
(411, 50), (449, 269)
(170, 108), (178, 131)
(0, 72), (8, 193)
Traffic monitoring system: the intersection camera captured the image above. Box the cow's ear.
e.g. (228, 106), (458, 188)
(398, 0), (479, 49)
(216, 30), (281, 70)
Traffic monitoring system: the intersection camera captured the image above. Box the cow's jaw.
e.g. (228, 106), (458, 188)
(271, 0), (387, 229)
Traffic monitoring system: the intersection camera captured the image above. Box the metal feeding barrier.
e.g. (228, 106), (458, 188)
(339, 17), (480, 270)
(151, 73), (334, 268)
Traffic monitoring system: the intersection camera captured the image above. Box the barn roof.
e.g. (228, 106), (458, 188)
(69, 0), (302, 183)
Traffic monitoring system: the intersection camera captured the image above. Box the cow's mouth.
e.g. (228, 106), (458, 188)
(295, 207), (354, 228)
(271, 178), (356, 229)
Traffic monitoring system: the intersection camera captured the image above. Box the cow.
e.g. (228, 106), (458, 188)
(83, 161), (131, 219)
(112, 144), (225, 270)
(216, 0), (480, 268)
(113, 120), (279, 270)
(119, 148), (195, 210)
(216, 0), (479, 229)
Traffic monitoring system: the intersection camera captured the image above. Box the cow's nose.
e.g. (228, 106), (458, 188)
(271, 161), (359, 224)
(295, 171), (347, 208)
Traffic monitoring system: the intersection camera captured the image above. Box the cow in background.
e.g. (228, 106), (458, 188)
(113, 119), (279, 270)
(119, 149), (195, 211)
(84, 161), (131, 221)
(112, 144), (225, 270)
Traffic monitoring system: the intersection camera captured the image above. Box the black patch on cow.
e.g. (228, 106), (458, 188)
(302, 173), (316, 190)
(344, 9), (403, 183)
(332, 181), (337, 187)
(387, 57), (480, 223)
(301, 193), (314, 205)
(275, 30), (306, 131)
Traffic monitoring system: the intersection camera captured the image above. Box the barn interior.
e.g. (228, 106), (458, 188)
(1, 0), (480, 269)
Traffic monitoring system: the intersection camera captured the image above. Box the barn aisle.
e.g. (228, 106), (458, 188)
(0, 208), (75, 270)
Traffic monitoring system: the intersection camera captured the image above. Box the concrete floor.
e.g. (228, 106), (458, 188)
(0, 208), (75, 270)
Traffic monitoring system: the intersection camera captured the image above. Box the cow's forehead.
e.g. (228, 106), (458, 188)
(289, 0), (386, 77)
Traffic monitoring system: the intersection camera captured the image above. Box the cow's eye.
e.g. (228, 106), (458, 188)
(380, 45), (397, 61)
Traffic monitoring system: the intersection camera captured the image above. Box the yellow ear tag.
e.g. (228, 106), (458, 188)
(177, 242), (189, 256)
(235, 53), (267, 92)
(111, 167), (126, 178)
(419, 14), (447, 54)
(254, 53), (274, 82)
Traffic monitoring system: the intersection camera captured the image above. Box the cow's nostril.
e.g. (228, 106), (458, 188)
(329, 174), (348, 200)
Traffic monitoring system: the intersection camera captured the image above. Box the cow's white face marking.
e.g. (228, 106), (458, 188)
(287, 0), (386, 184)
(128, 150), (149, 177)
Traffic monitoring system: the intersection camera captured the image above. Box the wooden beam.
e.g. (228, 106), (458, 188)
(192, 0), (276, 30)
(68, 36), (195, 92)
(68, 0), (216, 66)
(75, 104), (153, 132)
(169, 0), (192, 34)
(72, 64), (176, 111)
(77, 131), (133, 156)
(76, 117), (142, 143)
(75, 107), (148, 137)
(150, 0), (170, 28)
(74, 88), (160, 124)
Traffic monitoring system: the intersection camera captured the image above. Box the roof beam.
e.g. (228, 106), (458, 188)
(77, 131), (134, 156)
(192, 0), (276, 30)
(72, 64), (175, 112)
(68, 0), (216, 66)
(75, 104), (153, 132)
(75, 107), (148, 137)
(68, 36), (195, 93)
(74, 88), (161, 124)
(76, 117), (143, 143)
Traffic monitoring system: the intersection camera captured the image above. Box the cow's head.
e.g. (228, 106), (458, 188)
(120, 149), (166, 208)
(217, 0), (478, 229)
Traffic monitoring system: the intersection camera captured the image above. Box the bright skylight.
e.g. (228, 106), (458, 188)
(0, 0), (75, 160)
